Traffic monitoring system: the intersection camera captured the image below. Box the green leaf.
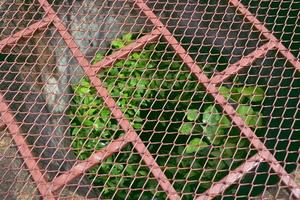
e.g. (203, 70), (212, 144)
(87, 108), (97, 115)
(219, 86), (241, 102)
(129, 78), (137, 86)
(134, 117), (143, 123)
(132, 53), (141, 60)
(101, 108), (110, 119)
(256, 113), (263, 126)
(94, 118), (104, 130)
(237, 105), (254, 124)
(202, 105), (231, 128)
(185, 138), (208, 154)
(186, 109), (200, 121)
(237, 138), (249, 148)
(112, 39), (125, 49)
(236, 105), (262, 127)
(83, 119), (94, 126)
(76, 87), (90, 95)
(122, 33), (133, 42)
(179, 123), (194, 135)
(218, 86), (231, 99)
(111, 164), (124, 175)
(93, 53), (104, 64)
(200, 182), (212, 190)
(125, 165), (137, 175)
(203, 105), (221, 125)
(237, 87), (264, 102)
(212, 134), (226, 145)
(251, 87), (264, 102)
(101, 131), (112, 139)
(202, 125), (225, 142)
(202, 170), (215, 180)
(186, 170), (201, 179)
(71, 127), (80, 136)
(80, 78), (91, 87)
(224, 139), (237, 148)
(219, 115), (231, 128)
(138, 170), (148, 176)
(202, 106), (229, 142)
(133, 123), (142, 129)
(170, 62), (181, 70)
(210, 149), (222, 157)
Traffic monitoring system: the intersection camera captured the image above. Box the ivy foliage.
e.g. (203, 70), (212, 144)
(69, 33), (265, 199)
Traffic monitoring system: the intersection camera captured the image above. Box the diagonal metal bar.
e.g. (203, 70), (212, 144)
(0, 16), (52, 53)
(196, 154), (263, 200)
(38, 0), (180, 199)
(50, 134), (132, 192)
(210, 41), (276, 84)
(93, 28), (161, 74)
(229, 0), (300, 73)
(0, 93), (55, 200)
(134, 0), (300, 198)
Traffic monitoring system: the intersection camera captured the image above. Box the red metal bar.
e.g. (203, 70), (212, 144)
(93, 28), (161, 74)
(131, 137), (181, 200)
(0, 93), (55, 200)
(210, 41), (276, 84)
(0, 117), (6, 131)
(38, 1), (180, 199)
(196, 154), (263, 200)
(228, 0), (300, 73)
(0, 16), (52, 53)
(134, 0), (300, 198)
(50, 134), (132, 192)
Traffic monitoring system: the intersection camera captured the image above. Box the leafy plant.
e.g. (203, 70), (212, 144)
(70, 33), (169, 199)
(185, 138), (209, 154)
(69, 33), (265, 199)
(179, 85), (263, 154)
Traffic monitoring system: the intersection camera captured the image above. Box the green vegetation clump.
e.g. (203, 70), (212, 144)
(69, 34), (265, 199)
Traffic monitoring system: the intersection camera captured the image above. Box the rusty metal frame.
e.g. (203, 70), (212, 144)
(0, 0), (299, 199)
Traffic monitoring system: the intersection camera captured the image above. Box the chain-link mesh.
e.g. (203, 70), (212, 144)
(0, 0), (299, 199)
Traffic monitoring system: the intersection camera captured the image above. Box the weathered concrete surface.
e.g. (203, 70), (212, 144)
(0, 130), (86, 199)
(0, 131), (39, 200)
(253, 170), (300, 200)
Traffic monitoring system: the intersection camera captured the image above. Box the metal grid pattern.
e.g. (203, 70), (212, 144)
(0, 0), (299, 199)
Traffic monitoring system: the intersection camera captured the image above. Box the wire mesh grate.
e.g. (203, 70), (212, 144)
(0, 0), (299, 199)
